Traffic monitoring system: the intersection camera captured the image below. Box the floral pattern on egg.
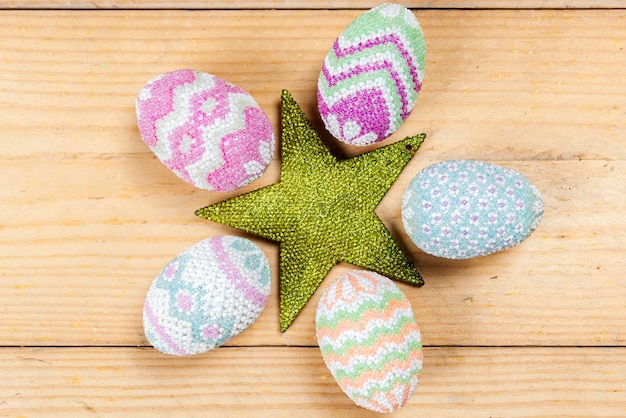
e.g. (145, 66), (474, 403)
(402, 160), (544, 259)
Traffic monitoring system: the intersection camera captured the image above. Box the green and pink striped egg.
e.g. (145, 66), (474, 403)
(315, 270), (423, 413)
(317, 3), (426, 145)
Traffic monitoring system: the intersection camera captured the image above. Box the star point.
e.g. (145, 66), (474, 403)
(196, 90), (425, 332)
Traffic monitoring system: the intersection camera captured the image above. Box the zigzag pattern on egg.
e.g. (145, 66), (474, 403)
(316, 270), (423, 413)
(317, 3), (426, 145)
(136, 69), (275, 192)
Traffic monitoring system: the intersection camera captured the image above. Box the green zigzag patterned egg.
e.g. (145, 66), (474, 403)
(315, 270), (423, 413)
(317, 3), (426, 146)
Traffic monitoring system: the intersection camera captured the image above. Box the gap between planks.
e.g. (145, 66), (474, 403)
(2, 0), (626, 11)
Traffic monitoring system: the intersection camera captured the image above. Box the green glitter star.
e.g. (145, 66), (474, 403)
(196, 90), (425, 332)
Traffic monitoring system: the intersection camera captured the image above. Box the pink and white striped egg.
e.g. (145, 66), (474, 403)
(136, 70), (275, 191)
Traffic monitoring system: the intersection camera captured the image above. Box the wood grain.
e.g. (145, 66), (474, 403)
(0, 6), (624, 417)
(1, 159), (624, 347)
(1, 0), (625, 10)
(1, 9), (624, 347)
(2, 347), (625, 417)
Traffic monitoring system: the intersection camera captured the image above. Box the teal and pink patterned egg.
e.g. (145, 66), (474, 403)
(316, 270), (423, 413)
(317, 3), (426, 146)
(402, 160), (544, 259)
(143, 236), (271, 356)
(136, 69), (275, 192)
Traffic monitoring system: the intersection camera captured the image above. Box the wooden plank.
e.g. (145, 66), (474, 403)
(0, 10), (624, 348)
(1, 347), (625, 416)
(1, 0), (626, 10)
(0, 159), (624, 347)
(0, 6), (624, 416)
(0, 9), (624, 160)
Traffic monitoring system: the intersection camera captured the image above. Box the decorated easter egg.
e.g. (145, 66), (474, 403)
(402, 160), (544, 259)
(316, 270), (423, 413)
(143, 236), (271, 356)
(317, 3), (426, 146)
(136, 69), (275, 192)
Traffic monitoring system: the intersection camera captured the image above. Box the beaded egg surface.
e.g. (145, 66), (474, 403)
(317, 3), (426, 146)
(402, 160), (544, 259)
(143, 236), (271, 356)
(136, 69), (275, 192)
(316, 270), (423, 413)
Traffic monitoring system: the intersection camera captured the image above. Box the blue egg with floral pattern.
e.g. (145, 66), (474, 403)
(401, 160), (544, 259)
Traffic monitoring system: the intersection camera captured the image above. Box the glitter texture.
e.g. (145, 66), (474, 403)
(316, 270), (422, 413)
(401, 160), (544, 259)
(317, 3), (426, 145)
(142, 236), (271, 356)
(196, 90), (425, 332)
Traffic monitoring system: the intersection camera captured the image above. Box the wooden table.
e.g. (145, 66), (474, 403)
(1, 1), (624, 416)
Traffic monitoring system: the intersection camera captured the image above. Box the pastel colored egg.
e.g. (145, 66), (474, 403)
(316, 270), (423, 414)
(143, 236), (271, 356)
(136, 69), (275, 191)
(317, 3), (426, 146)
(402, 160), (544, 259)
